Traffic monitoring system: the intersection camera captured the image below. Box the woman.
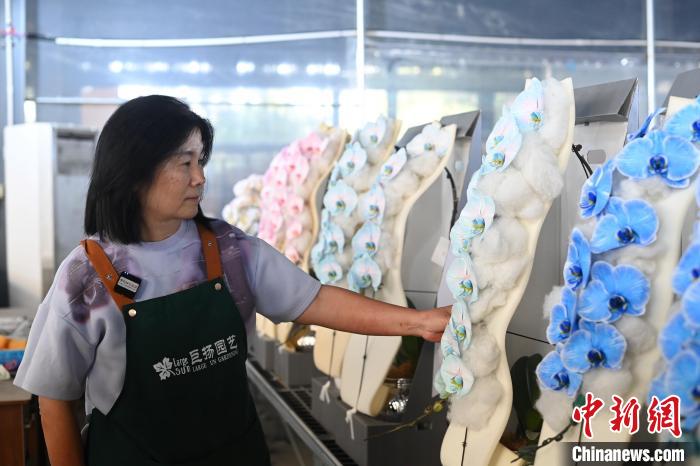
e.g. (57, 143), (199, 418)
(14, 95), (450, 466)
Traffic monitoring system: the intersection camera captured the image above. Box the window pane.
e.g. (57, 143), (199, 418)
(654, 0), (700, 108)
(36, 0), (355, 38)
(655, 0), (700, 42)
(29, 39), (353, 98)
(396, 90), (478, 129)
(338, 88), (389, 131)
(30, 32), (356, 218)
(367, 0), (644, 39)
(366, 38), (647, 136)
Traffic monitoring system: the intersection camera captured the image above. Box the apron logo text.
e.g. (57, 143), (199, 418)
(153, 334), (239, 381)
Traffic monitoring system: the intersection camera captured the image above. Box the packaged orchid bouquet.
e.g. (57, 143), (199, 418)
(536, 96), (700, 438)
(221, 174), (263, 235)
(257, 130), (341, 268)
(434, 77), (573, 430)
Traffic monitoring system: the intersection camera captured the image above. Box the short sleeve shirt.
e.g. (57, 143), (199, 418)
(14, 219), (321, 415)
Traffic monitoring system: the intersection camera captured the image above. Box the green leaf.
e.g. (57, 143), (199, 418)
(524, 410), (543, 434)
(511, 354), (544, 436)
(394, 335), (423, 366)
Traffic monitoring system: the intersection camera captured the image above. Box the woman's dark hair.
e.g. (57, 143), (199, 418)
(85, 95), (214, 243)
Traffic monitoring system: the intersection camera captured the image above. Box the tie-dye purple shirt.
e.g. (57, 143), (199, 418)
(14, 219), (320, 415)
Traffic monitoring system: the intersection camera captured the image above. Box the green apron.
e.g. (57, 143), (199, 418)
(82, 223), (270, 465)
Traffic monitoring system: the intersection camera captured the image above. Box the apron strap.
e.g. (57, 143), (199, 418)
(81, 239), (134, 310)
(196, 222), (223, 281)
(82, 222), (224, 311)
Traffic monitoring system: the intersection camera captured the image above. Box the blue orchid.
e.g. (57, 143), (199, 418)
(434, 368), (449, 399)
(321, 223), (345, 255)
(323, 180), (358, 217)
(560, 321), (626, 373)
(579, 160), (614, 218)
(616, 130), (700, 188)
(482, 109), (523, 172)
(467, 164), (486, 196)
(320, 209), (331, 229)
(665, 350), (700, 430)
(329, 165), (341, 184)
(536, 350), (583, 397)
(466, 163), (497, 196)
(351, 222), (381, 259)
(439, 353), (474, 398)
(577, 261), (650, 323)
(446, 256), (479, 304)
(648, 373), (670, 404)
(546, 287), (578, 345)
(564, 229), (591, 290)
(673, 243), (700, 296)
(660, 311), (700, 361)
(683, 406), (700, 433)
(377, 148), (407, 184)
(338, 141), (368, 178)
(310, 241), (325, 268)
(315, 256), (343, 285)
(664, 96), (700, 143)
(449, 220), (472, 257)
(311, 217), (341, 266)
(359, 184), (386, 223)
(627, 107), (665, 142)
(440, 325), (461, 358)
(590, 197), (658, 253)
(511, 77), (544, 133)
(348, 255), (382, 293)
(648, 370), (700, 433)
(449, 301), (472, 353)
(450, 191), (496, 256)
(460, 190), (496, 239)
(682, 280), (700, 327)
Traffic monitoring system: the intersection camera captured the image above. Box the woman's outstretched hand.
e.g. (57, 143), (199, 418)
(297, 285), (452, 342)
(416, 305), (451, 342)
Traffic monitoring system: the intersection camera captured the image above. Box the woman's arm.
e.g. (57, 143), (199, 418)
(39, 397), (85, 466)
(295, 285), (450, 342)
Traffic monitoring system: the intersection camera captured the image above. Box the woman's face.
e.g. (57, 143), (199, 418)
(141, 129), (206, 225)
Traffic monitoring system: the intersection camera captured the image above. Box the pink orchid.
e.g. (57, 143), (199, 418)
(286, 221), (303, 240)
(258, 218), (272, 235)
(260, 210), (283, 233)
(271, 168), (288, 190)
(286, 195), (305, 216)
(269, 154), (287, 174)
(299, 132), (326, 156)
(257, 219), (277, 245)
(285, 246), (301, 264)
(287, 154), (310, 186)
(260, 185), (276, 203)
(273, 190), (287, 209)
(259, 231), (277, 247)
(264, 199), (282, 215)
(262, 169), (275, 186)
(285, 141), (303, 160)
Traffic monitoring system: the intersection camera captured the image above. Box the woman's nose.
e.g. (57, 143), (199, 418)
(191, 164), (205, 186)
